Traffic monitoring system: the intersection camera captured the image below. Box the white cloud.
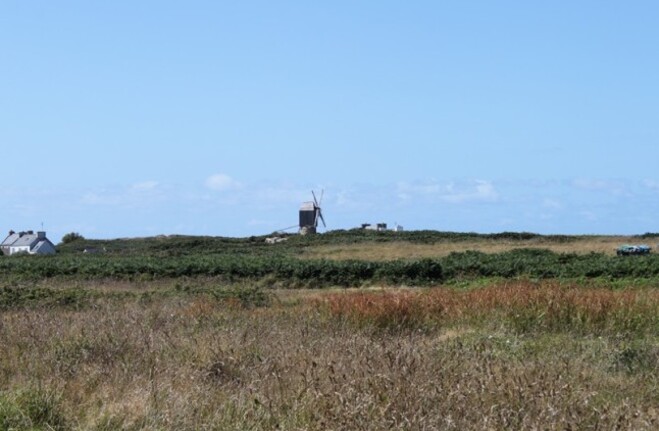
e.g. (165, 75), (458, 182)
(331, 185), (393, 212)
(82, 192), (122, 206)
(580, 210), (598, 221)
(642, 179), (659, 190)
(82, 182), (167, 207)
(253, 185), (310, 206)
(402, 182), (442, 196)
(542, 198), (563, 210)
(444, 180), (499, 203)
(572, 179), (610, 190)
(205, 174), (242, 191)
(571, 178), (627, 195)
(131, 181), (159, 191)
(10, 176), (659, 238)
(397, 180), (499, 204)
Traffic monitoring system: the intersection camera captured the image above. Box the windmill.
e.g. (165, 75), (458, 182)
(299, 190), (326, 235)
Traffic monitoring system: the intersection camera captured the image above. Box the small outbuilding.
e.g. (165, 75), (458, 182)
(1, 230), (57, 256)
(361, 223), (388, 232)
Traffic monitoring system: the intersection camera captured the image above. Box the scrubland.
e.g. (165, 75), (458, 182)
(1, 231), (659, 429)
(1, 281), (658, 430)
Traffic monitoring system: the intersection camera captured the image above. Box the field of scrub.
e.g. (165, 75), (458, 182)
(3, 230), (659, 287)
(1, 231), (659, 430)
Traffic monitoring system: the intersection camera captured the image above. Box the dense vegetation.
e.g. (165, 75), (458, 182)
(1, 283), (658, 430)
(2, 231), (659, 429)
(3, 246), (659, 287)
(54, 230), (582, 256)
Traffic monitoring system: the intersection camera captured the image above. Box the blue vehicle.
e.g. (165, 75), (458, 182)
(616, 244), (651, 256)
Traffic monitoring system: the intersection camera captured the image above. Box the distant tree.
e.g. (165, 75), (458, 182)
(61, 232), (85, 244)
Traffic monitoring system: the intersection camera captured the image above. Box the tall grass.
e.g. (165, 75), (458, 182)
(319, 281), (659, 334)
(1, 282), (658, 429)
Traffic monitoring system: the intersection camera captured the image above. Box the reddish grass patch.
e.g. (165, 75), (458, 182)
(317, 282), (659, 333)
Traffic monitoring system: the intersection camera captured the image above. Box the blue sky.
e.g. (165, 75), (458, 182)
(2, 1), (658, 241)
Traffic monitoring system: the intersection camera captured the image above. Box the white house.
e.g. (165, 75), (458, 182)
(361, 223), (388, 231)
(360, 223), (404, 232)
(1, 230), (57, 256)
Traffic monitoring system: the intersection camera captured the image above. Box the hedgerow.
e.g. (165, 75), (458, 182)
(3, 248), (659, 287)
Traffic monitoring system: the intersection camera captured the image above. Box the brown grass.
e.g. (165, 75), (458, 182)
(1, 283), (658, 429)
(301, 236), (636, 260)
(317, 282), (659, 334)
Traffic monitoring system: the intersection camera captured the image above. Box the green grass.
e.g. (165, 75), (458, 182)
(0, 386), (67, 430)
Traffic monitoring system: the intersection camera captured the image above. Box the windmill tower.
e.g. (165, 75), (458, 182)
(299, 190), (326, 235)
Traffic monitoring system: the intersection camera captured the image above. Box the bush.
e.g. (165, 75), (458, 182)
(60, 232), (84, 244)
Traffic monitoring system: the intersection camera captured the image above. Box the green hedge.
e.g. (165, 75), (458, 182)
(3, 249), (659, 287)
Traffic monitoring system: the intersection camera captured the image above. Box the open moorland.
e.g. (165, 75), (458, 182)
(1, 230), (659, 430)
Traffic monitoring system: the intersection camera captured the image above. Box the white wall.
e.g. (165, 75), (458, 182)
(9, 246), (30, 255)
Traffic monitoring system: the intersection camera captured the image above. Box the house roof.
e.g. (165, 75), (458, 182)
(1, 233), (21, 247)
(32, 240), (54, 253)
(11, 234), (41, 248)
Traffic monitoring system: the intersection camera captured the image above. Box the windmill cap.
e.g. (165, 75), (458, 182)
(300, 202), (316, 211)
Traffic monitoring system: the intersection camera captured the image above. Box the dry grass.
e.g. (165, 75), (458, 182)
(317, 282), (659, 334)
(1, 282), (658, 430)
(301, 236), (637, 261)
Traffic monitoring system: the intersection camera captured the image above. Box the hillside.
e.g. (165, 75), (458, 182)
(55, 229), (657, 257)
(2, 231), (659, 429)
(0, 230), (657, 289)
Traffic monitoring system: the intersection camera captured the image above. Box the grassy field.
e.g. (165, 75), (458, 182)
(1, 231), (659, 429)
(300, 235), (635, 260)
(1, 282), (658, 430)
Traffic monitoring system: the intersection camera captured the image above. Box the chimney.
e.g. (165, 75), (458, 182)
(27, 230), (34, 235)
(8, 230), (15, 236)
(37, 231), (46, 239)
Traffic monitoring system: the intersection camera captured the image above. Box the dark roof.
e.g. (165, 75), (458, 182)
(32, 240), (54, 254)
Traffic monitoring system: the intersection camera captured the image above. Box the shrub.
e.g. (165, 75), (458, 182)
(60, 232), (84, 244)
